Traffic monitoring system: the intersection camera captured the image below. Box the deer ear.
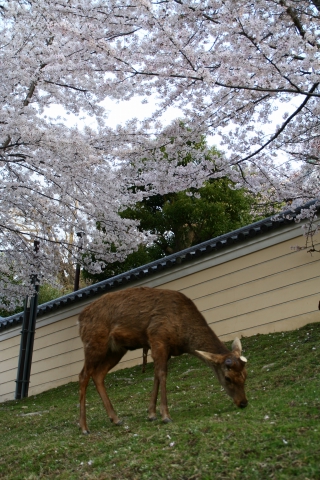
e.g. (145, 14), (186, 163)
(231, 337), (242, 355)
(195, 350), (224, 364)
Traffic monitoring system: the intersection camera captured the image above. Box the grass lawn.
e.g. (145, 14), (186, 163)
(0, 322), (319, 479)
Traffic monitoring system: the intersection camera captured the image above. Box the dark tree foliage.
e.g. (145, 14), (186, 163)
(83, 177), (256, 283)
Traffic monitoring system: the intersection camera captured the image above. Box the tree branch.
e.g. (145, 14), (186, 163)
(43, 80), (88, 93)
(235, 82), (320, 163)
(23, 81), (36, 106)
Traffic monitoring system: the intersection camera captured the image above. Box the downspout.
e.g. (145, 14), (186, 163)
(15, 241), (40, 399)
(15, 295), (31, 399)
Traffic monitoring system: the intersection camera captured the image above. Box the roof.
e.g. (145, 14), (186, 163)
(0, 200), (317, 332)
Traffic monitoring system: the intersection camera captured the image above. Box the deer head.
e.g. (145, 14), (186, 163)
(196, 338), (248, 408)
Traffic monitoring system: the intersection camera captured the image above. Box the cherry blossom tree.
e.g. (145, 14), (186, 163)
(1, 0), (319, 308)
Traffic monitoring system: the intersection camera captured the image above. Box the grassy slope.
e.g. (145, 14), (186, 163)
(0, 322), (319, 480)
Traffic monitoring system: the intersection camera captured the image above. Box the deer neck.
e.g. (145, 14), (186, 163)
(188, 325), (229, 355)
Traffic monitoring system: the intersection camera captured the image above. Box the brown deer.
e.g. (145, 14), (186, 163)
(78, 287), (248, 434)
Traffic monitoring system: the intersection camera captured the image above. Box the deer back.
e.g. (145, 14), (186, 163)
(78, 287), (222, 356)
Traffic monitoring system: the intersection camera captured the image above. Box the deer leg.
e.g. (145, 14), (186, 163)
(91, 350), (126, 426)
(148, 375), (159, 421)
(150, 345), (171, 423)
(79, 365), (91, 434)
(158, 366), (171, 423)
(142, 347), (148, 373)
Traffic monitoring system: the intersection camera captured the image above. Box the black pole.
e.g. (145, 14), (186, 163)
(15, 296), (31, 399)
(73, 264), (81, 292)
(15, 240), (40, 400)
(21, 278), (39, 398)
(73, 232), (83, 292)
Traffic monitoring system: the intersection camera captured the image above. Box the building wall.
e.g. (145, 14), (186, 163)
(165, 237), (319, 338)
(1, 224), (319, 403)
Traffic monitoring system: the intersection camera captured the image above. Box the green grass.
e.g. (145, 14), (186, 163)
(0, 322), (320, 480)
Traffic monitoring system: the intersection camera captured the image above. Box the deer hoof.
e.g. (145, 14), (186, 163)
(109, 417), (123, 425)
(162, 417), (172, 424)
(82, 429), (90, 435)
(148, 415), (157, 421)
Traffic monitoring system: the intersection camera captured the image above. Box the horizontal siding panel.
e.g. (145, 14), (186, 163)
(0, 393), (14, 403)
(219, 311), (320, 341)
(31, 348), (84, 376)
(0, 343), (20, 363)
(0, 384), (15, 402)
(112, 356), (147, 372)
(0, 368), (17, 388)
(32, 337), (83, 362)
(205, 293), (318, 337)
(121, 348), (145, 364)
(196, 277), (319, 322)
(163, 239), (312, 291)
(30, 360), (82, 388)
(1, 355), (18, 375)
(34, 325), (79, 350)
(182, 256), (319, 301)
(0, 333), (21, 351)
(193, 262), (319, 308)
(35, 315), (79, 338)
(28, 375), (80, 397)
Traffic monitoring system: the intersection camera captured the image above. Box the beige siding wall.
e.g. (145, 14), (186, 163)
(163, 238), (320, 339)
(0, 333), (21, 402)
(1, 229), (319, 403)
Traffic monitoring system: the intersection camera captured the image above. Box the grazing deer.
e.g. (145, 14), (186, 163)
(78, 287), (248, 433)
